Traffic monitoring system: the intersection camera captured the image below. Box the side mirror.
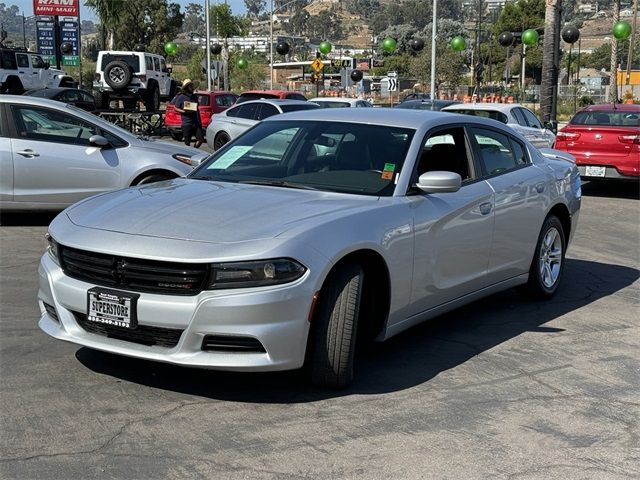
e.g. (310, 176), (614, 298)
(416, 171), (461, 193)
(89, 135), (110, 148)
(543, 121), (557, 134)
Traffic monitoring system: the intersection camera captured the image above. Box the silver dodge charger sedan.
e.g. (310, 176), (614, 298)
(38, 109), (581, 388)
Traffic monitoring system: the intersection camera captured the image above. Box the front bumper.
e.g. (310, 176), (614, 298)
(38, 254), (313, 371)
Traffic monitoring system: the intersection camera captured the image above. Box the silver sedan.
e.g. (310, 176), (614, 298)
(0, 96), (207, 211)
(205, 99), (319, 150)
(39, 109), (581, 388)
(442, 102), (556, 149)
(308, 97), (373, 108)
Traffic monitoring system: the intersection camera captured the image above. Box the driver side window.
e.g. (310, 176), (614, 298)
(11, 106), (98, 146)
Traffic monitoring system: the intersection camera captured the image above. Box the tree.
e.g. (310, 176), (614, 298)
(183, 3), (205, 36)
(86, 0), (124, 49)
(284, 10), (310, 36)
(609, 0), (620, 101)
(540, 0), (561, 123)
(306, 9), (344, 41)
(346, 0), (380, 18)
(210, 3), (248, 90)
(109, 0), (184, 53)
(244, 0), (266, 18)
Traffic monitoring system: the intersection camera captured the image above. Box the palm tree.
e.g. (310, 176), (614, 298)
(609, 0), (620, 102)
(540, 0), (561, 124)
(86, 0), (124, 50)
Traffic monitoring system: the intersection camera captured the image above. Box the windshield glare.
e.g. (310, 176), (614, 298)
(191, 121), (415, 196)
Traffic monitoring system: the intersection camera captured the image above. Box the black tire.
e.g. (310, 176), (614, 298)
(169, 131), (183, 141)
(308, 264), (363, 388)
(104, 60), (132, 90)
(144, 84), (160, 111)
(213, 132), (230, 151)
(525, 215), (566, 298)
(95, 90), (109, 109)
(122, 99), (137, 110)
(135, 174), (173, 185)
(168, 80), (178, 100)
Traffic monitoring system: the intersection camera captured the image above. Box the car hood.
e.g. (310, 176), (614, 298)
(128, 137), (207, 159)
(65, 178), (377, 243)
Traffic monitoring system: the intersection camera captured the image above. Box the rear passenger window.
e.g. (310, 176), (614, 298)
(521, 108), (543, 129)
(510, 139), (528, 165)
(145, 56), (153, 71)
(153, 57), (160, 71)
(235, 103), (259, 120)
(257, 104), (279, 120)
(472, 128), (521, 176)
(16, 54), (29, 68)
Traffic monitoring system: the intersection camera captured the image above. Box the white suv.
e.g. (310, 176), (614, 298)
(0, 48), (75, 94)
(93, 50), (178, 111)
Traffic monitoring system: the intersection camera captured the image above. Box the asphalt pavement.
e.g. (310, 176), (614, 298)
(0, 181), (638, 480)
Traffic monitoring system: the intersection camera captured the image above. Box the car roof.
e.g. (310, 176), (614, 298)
(240, 90), (298, 95)
(308, 97), (359, 103)
(442, 103), (520, 112)
(99, 50), (158, 56)
(581, 103), (640, 112)
(233, 99), (312, 106)
(263, 107), (504, 130)
(194, 90), (236, 96)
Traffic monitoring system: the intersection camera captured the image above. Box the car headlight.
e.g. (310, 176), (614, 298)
(45, 233), (60, 265)
(208, 258), (306, 289)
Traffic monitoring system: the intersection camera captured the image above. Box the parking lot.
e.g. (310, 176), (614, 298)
(0, 181), (638, 479)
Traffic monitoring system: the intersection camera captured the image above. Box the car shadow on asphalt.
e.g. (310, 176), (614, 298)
(0, 212), (58, 226)
(581, 180), (639, 200)
(75, 257), (639, 402)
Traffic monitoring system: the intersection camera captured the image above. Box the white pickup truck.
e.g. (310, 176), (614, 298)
(0, 48), (75, 94)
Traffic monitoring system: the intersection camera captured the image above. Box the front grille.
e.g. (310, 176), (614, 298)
(43, 302), (59, 322)
(73, 312), (183, 348)
(202, 334), (266, 353)
(60, 245), (209, 296)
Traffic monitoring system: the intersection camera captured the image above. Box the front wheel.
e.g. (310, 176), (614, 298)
(144, 85), (160, 111)
(526, 215), (566, 298)
(308, 264), (363, 388)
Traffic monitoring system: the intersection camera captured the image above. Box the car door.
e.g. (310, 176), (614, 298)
(520, 107), (553, 148)
(469, 126), (548, 283)
(158, 57), (171, 96)
(0, 107), (13, 203)
(227, 102), (260, 139)
(15, 53), (34, 90)
(409, 126), (496, 314)
(7, 103), (123, 206)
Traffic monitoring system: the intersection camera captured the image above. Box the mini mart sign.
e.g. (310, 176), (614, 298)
(33, 0), (79, 17)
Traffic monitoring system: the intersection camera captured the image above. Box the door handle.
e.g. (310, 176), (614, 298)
(535, 182), (545, 193)
(479, 202), (492, 215)
(16, 149), (40, 158)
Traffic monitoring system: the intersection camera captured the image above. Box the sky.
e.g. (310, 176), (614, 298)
(6, 0), (247, 21)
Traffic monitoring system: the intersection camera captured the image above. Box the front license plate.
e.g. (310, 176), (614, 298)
(585, 166), (606, 177)
(87, 287), (139, 329)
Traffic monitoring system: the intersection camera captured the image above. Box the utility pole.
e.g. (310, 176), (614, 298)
(430, 0), (437, 100)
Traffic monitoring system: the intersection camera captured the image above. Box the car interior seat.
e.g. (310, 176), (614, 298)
(335, 139), (372, 170)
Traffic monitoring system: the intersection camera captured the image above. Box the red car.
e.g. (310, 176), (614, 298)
(554, 104), (639, 181)
(235, 89), (307, 104)
(165, 90), (237, 140)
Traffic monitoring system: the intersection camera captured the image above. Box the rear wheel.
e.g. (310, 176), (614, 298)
(144, 85), (160, 111)
(213, 132), (230, 151)
(95, 90), (109, 109)
(308, 264), (363, 388)
(1, 77), (24, 94)
(526, 215), (566, 298)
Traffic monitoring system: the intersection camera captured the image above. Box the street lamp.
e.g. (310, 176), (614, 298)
(270, 0), (323, 89)
(430, 0), (437, 100)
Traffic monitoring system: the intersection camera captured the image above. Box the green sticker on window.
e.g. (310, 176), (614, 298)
(383, 163), (396, 172)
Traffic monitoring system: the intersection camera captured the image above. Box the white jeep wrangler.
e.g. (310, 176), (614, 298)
(93, 50), (178, 111)
(0, 48), (75, 94)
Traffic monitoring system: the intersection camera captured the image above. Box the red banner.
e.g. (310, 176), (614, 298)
(33, 0), (79, 17)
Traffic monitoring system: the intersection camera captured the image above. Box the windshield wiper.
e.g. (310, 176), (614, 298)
(239, 179), (318, 190)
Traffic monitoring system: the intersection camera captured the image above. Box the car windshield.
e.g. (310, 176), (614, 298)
(191, 120), (415, 196)
(313, 101), (351, 108)
(236, 93), (279, 103)
(447, 109), (509, 124)
(571, 110), (640, 127)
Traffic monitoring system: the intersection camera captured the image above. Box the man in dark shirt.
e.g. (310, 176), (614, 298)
(173, 78), (204, 148)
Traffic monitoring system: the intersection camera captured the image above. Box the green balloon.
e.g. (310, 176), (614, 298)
(522, 29), (539, 46)
(612, 21), (632, 40)
(450, 36), (466, 52)
(164, 42), (178, 56)
(319, 41), (332, 55)
(237, 58), (248, 69)
(382, 38), (397, 53)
